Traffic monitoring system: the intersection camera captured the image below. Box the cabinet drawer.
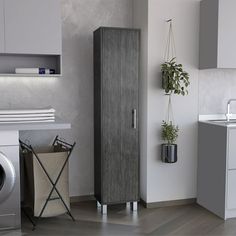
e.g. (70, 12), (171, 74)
(228, 129), (236, 169)
(227, 170), (236, 209)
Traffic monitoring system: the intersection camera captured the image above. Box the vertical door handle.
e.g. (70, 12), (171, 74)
(132, 109), (137, 129)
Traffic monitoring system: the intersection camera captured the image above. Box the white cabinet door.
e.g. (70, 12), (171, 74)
(228, 130), (236, 169)
(4, 0), (61, 55)
(218, 0), (236, 68)
(200, 0), (236, 69)
(227, 170), (236, 209)
(0, 0), (4, 53)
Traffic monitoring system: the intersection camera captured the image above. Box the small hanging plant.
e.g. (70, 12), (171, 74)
(161, 120), (179, 164)
(161, 57), (190, 96)
(162, 121), (179, 145)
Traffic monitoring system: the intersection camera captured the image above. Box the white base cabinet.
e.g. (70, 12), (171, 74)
(198, 122), (236, 220)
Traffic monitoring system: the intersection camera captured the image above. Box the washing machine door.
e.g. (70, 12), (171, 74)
(0, 152), (15, 202)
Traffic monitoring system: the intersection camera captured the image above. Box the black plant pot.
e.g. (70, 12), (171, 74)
(161, 144), (177, 163)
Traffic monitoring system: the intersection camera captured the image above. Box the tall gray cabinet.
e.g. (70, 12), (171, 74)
(94, 27), (140, 214)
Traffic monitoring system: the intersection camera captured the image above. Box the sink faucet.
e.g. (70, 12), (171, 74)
(226, 99), (236, 121)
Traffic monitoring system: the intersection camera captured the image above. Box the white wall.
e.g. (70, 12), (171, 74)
(134, 0), (200, 203)
(133, 0), (148, 202)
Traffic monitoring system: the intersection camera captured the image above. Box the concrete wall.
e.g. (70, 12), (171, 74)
(0, 0), (133, 197)
(199, 70), (236, 114)
(134, 0), (200, 203)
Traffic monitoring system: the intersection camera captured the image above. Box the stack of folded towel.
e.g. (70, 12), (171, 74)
(0, 107), (55, 123)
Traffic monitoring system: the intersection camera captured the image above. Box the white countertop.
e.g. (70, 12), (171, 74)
(199, 114), (236, 128)
(0, 117), (71, 131)
(199, 120), (236, 128)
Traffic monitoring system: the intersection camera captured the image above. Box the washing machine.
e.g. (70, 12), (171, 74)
(0, 145), (21, 230)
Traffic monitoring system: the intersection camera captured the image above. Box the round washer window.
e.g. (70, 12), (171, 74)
(0, 164), (5, 191)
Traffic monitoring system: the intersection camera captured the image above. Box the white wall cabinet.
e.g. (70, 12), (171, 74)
(0, 0), (62, 76)
(5, 0), (61, 55)
(0, 0), (4, 53)
(199, 0), (236, 69)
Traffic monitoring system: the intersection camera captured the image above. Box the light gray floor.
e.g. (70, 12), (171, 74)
(1, 201), (236, 236)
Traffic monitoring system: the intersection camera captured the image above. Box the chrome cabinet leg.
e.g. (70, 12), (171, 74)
(131, 201), (138, 211)
(101, 205), (107, 215)
(97, 201), (101, 208)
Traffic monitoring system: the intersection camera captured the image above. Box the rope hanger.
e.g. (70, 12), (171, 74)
(164, 19), (177, 62)
(164, 19), (176, 124)
(165, 94), (175, 124)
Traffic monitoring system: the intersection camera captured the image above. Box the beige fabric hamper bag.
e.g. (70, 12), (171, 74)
(23, 146), (70, 218)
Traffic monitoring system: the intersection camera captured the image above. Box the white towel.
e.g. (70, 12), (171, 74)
(0, 107), (55, 115)
(0, 116), (55, 122)
(0, 119), (55, 124)
(0, 113), (55, 118)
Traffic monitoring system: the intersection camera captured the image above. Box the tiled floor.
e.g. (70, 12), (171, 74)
(1, 201), (235, 236)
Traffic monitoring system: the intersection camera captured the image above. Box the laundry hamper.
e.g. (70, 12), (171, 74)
(21, 138), (74, 219)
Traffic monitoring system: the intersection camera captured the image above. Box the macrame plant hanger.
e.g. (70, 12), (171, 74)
(164, 19), (177, 125)
(165, 94), (175, 125)
(164, 19), (177, 62)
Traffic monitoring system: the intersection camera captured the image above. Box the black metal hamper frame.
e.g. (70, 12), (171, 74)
(20, 136), (76, 230)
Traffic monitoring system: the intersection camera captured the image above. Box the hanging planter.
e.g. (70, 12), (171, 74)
(160, 19), (189, 163)
(161, 20), (190, 96)
(161, 58), (190, 95)
(161, 121), (179, 163)
(161, 96), (179, 163)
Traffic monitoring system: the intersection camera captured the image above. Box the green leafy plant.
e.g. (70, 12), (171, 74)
(162, 121), (179, 145)
(161, 58), (190, 95)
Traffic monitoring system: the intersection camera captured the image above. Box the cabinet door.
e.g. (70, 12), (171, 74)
(227, 170), (236, 209)
(101, 29), (122, 204)
(120, 30), (140, 201)
(101, 28), (140, 204)
(228, 129), (236, 169)
(218, 0), (236, 68)
(0, 0), (4, 53)
(5, 0), (61, 55)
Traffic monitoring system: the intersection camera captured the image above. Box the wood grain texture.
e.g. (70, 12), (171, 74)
(94, 29), (102, 203)
(102, 28), (122, 203)
(94, 27), (140, 205)
(12, 201), (232, 236)
(120, 29), (140, 202)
